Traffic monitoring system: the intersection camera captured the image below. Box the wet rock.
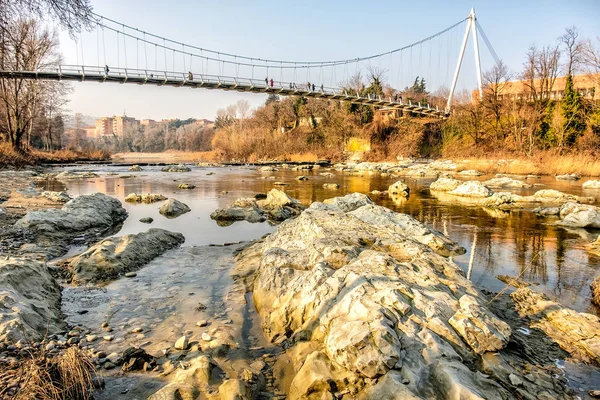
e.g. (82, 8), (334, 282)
(125, 193), (167, 203)
(556, 173), (580, 180)
(139, 217), (154, 224)
(590, 389), (600, 398)
(201, 333), (211, 342)
(211, 189), (303, 225)
(522, 189), (594, 204)
(162, 164), (191, 172)
(260, 166), (278, 172)
(591, 273), (600, 307)
(357, 370), (420, 399)
(588, 236), (600, 257)
(40, 191), (71, 203)
(554, 202), (600, 229)
(295, 175), (308, 181)
(121, 346), (156, 372)
(429, 177), (462, 192)
(16, 193), (127, 239)
(62, 228), (185, 284)
(319, 192), (373, 213)
(177, 183), (196, 189)
(149, 355), (213, 399)
(128, 165), (143, 171)
(196, 320), (208, 327)
(482, 177), (532, 189)
(0, 257), (64, 343)
(323, 183), (340, 190)
(388, 181), (410, 197)
(159, 198), (191, 218)
(174, 335), (189, 350)
(511, 288), (600, 365)
(125, 272), (137, 278)
(103, 335), (114, 342)
(533, 206), (560, 216)
(583, 180), (600, 189)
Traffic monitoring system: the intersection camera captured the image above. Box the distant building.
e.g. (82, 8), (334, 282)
(83, 126), (96, 140)
(474, 73), (599, 103)
(95, 117), (114, 138)
(113, 115), (140, 136)
(140, 119), (157, 127)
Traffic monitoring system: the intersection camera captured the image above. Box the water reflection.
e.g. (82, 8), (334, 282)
(39, 165), (600, 314)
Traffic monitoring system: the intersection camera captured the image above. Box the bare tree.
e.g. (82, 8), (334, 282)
(559, 26), (583, 76)
(0, 0), (93, 35)
(0, 18), (60, 150)
(522, 45), (560, 102)
(482, 60), (512, 140)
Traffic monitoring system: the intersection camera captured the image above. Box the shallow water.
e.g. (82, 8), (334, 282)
(41, 164), (600, 314)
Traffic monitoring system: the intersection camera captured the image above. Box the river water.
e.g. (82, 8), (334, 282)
(40, 163), (600, 315)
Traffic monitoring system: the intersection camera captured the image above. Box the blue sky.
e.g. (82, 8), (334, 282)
(58, 0), (600, 121)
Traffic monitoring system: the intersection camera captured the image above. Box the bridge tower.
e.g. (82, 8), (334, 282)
(445, 8), (483, 114)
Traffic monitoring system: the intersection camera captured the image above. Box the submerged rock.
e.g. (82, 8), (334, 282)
(55, 171), (99, 180)
(591, 273), (600, 307)
(139, 217), (154, 224)
(63, 228), (185, 284)
(124, 193), (167, 203)
(388, 181), (410, 197)
(0, 257), (64, 343)
(211, 189), (303, 225)
(449, 181), (493, 198)
(128, 165), (143, 171)
(177, 183), (196, 189)
(555, 202), (600, 228)
(458, 169), (483, 176)
(162, 164), (191, 172)
(482, 177), (532, 189)
(556, 173), (580, 181)
(429, 177), (462, 192)
(323, 183), (340, 190)
(159, 198), (191, 218)
(233, 193), (562, 399)
(583, 180), (600, 189)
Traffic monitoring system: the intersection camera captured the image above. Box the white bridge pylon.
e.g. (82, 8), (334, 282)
(446, 8), (483, 114)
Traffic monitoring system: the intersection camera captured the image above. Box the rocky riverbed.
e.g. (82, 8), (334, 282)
(1, 160), (600, 399)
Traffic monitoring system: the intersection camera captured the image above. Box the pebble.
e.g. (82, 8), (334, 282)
(86, 335), (97, 342)
(45, 342), (56, 351)
(67, 330), (80, 337)
(101, 322), (109, 328)
(201, 333), (212, 342)
(67, 337), (80, 345)
(174, 336), (189, 350)
(509, 373), (523, 386)
(196, 320), (208, 327)
(104, 362), (116, 370)
(103, 335), (114, 342)
(130, 327), (143, 333)
(125, 272), (137, 278)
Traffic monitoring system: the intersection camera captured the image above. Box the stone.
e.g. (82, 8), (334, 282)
(159, 199), (191, 218)
(196, 320), (208, 327)
(162, 164), (191, 172)
(583, 180), (600, 189)
(429, 177), (462, 192)
(121, 346), (155, 372)
(295, 175), (308, 181)
(323, 183), (340, 190)
(590, 274), (600, 307)
(482, 177), (532, 189)
(556, 173), (580, 180)
(458, 169), (483, 176)
(218, 379), (251, 400)
(139, 217), (154, 224)
(589, 390), (600, 398)
(554, 202), (600, 229)
(104, 362), (116, 370)
(55, 171), (99, 180)
(320, 192), (373, 212)
(62, 228), (185, 284)
(260, 166), (278, 172)
(103, 335), (114, 342)
(388, 181), (410, 197)
(177, 183), (196, 189)
(448, 294), (512, 354)
(40, 191), (71, 203)
(509, 373), (523, 386)
(174, 335), (189, 350)
(211, 189), (303, 225)
(0, 258), (64, 344)
(449, 181), (493, 198)
(124, 272), (137, 278)
(86, 335), (97, 342)
(125, 193), (167, 203)
(201, 333), (212, 342)
(128, 165), (143, 171)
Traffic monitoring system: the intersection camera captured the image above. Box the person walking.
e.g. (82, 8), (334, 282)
(270, 78), (274, 88)
(265, 77), (268, 86)
(188, 71), (194, 80)
(104, 65), (109, 75)
(320, 84), (324, 92)
(312, 83), (315, 92)
(307, 81), (311, 91)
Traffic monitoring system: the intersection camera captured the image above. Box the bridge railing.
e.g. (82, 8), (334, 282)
(21, 64), (437, 112)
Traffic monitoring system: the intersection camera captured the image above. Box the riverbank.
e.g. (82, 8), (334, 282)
(0, 143), (110, 169)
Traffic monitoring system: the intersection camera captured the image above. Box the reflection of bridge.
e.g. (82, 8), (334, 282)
(0, 8), (498, 116)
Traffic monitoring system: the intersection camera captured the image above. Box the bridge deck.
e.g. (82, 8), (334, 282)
(0, 66), (445, 118)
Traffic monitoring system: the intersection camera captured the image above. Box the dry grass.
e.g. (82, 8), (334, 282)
(4, 347), (96, 400)
(457, 151), (600, 177)
(0, 143), (110, 168)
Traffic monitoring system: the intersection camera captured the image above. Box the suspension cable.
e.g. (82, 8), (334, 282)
(476, 22), (501, 66)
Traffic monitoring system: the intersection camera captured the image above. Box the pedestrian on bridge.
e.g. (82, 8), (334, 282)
(320, 84), (324, 92)
(307, 81), (311, 91)
(270, 78), (274, 88)
(104, 65), (109, 75)
(312, 83), (315, 92)
(188, 71), (193, 80)
(265, 77), (268, 86)
(289, 82), (293, 89)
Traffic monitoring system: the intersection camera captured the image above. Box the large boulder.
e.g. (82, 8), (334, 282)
(555, 202), (600, 229)
(159, 198), (191, 218)
(235, 193), (536, 399)
(63, 228), (185, 284)
(16, 193), (127, 235)
(449, 181), (493, 198)
(583, 180), (600, 189)
(125, 193), (167, 203)
(0, 257), (64, 343)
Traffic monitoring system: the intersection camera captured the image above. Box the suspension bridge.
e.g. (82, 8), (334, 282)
(0, 8), (498, 117)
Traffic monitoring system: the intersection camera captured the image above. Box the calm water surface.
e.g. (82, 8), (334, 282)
(40, 164), (600, 314)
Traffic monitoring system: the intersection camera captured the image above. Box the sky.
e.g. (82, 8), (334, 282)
(55, 0), (600, 122)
